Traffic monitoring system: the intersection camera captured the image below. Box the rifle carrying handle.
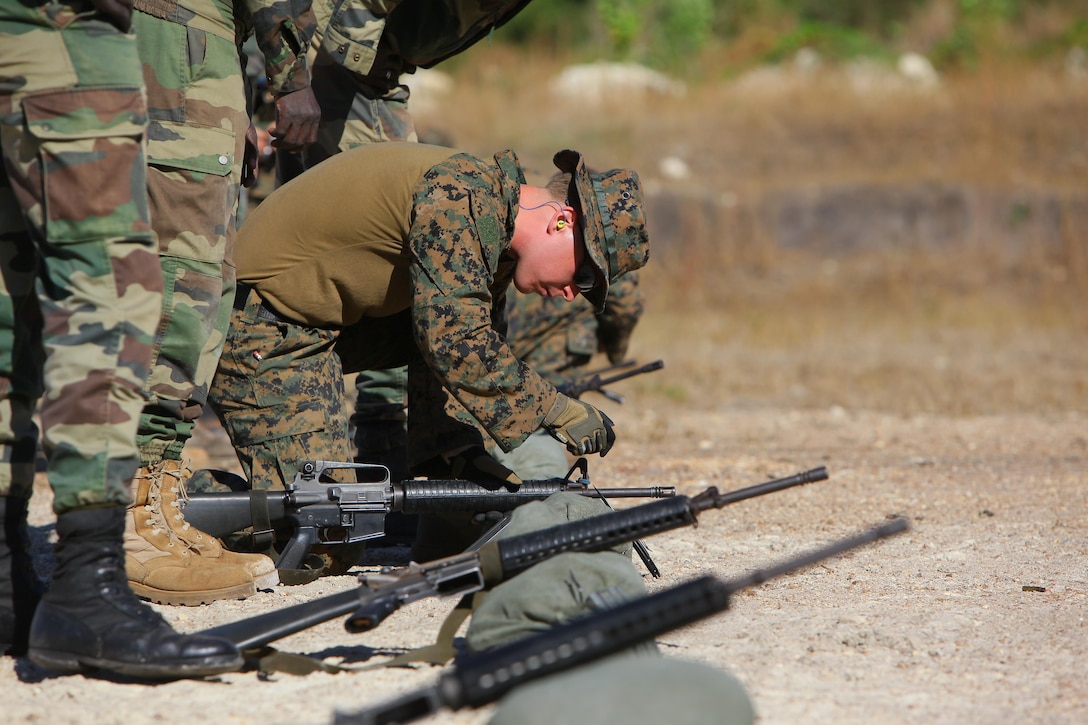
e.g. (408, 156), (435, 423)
(496, 495), (697, 578)
(450, 575), (731, 709)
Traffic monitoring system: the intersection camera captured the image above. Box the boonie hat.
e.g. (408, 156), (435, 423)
(553, 150), (650, 312)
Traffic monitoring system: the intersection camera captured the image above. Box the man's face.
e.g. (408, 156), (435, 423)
(512, 221), (587, 301)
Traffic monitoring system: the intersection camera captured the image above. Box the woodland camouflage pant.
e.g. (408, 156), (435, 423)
(0, 1), (162, 513)
(132, 9), (248, 465)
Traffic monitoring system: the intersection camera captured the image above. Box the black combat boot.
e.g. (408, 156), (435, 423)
(27, 505), (243, 679)
(0, 496), (44, 656)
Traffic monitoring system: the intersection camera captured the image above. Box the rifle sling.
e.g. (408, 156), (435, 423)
(249, 489), (275, 553)
(247, 592), (485, 675)
(366, 591), (485, 668)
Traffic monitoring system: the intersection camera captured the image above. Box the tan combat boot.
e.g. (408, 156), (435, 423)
(124, 465), (274, 606)
(154, 459), (278, 588)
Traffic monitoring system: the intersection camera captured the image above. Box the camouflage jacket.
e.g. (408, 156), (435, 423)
(318, 0), (533, 89)
(134, 0), (316, 95)
(410, 147), (555, 448)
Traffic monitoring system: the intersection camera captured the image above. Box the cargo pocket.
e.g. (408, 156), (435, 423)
(22, 86), (149, 244)
(219, 321), (344, 446)
(145, 120), (235, 261)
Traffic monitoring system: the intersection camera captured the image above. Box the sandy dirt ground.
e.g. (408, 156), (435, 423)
(4, 402), (1085, 725)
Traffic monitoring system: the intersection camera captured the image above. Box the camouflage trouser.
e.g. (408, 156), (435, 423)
(132, 9), (247, 465)
(209, 283), (483, 489)
(350, 366), (409, 481)
(0, 1), (162, 513)
(208, 286), (350, 490)
(505, 291), (598, 381)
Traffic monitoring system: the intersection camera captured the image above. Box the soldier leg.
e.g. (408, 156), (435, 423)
(209, 286), (351, 491)
(133, 12), (246, 465)
(351, 366), (409, 480)
(120, 14), (275, 600)
(209, 288), (357, 574)
(0, 3), (239, 674)
(351, 366), (416, 545)
(0, 126), (44, 658)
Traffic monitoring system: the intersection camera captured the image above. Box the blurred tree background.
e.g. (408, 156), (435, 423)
(484, 0), (1088, 74)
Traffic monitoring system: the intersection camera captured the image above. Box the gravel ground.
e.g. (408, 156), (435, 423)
(4, 404), (1085, 724)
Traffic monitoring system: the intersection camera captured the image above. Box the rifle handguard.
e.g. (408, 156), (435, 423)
(452, 575), (730, 709)
(496, 496), (697, 578)
(397, 479), (573, 513)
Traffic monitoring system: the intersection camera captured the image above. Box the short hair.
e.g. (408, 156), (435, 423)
(545, 172), (571, 203)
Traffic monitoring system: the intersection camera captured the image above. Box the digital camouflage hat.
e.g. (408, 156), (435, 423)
(553, 150), (650, 312)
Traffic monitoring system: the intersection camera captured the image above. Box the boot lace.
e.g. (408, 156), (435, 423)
(162, 462), (210, 546)
(142, 468), (196, 554)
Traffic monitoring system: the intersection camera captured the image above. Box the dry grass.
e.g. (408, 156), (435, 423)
(413, 48), (1088, 415)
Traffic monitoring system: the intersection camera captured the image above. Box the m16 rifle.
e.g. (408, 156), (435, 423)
(333, 516), (910, 725)
(556, 359), (664, 403)
(197, 466), (829, 651)
(180, 460), (676, 572)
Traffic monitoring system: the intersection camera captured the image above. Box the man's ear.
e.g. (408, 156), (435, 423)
(555, 204), (576, 232)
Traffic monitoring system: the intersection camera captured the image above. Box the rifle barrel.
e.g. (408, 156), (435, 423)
(693, 466), (828, 512)
(579, 486), (674, 498)
(592, 359), (665, 388)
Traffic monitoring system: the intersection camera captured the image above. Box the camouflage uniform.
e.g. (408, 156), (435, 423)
(506, 272), (644, 384)
(132, 0), (316, 465)
(209, 143), (556, 489)
(0, 0), (162, 513)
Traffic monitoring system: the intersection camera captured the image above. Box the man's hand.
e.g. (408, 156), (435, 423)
(543, 393), (616, 456)
(269, 87), (320, 152)
(91, 0), (135, 32)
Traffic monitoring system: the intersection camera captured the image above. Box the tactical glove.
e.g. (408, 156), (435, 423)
(444, 445), (522, 486)
(543, 393), (616, 456)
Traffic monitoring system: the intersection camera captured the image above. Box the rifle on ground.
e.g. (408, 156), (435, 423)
(197, 466), (828, 650)
(180, 460), (676, 571)
(333, 516), (910, 725)
(556, 359), (665, 403)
